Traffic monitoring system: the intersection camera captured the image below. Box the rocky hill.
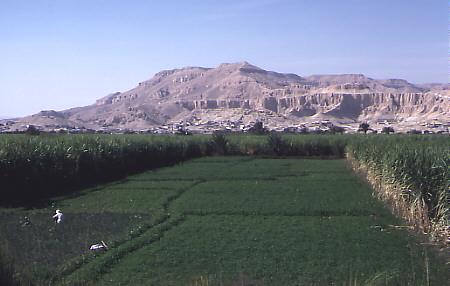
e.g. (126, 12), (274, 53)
(4, 62), (449, 132)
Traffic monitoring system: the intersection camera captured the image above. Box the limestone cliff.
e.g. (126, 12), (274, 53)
(13, 62), (450, 131)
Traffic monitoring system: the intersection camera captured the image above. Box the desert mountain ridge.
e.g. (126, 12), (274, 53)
(2, 62), (449, 133)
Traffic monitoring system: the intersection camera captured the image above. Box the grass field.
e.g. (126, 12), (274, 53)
(0, 156), (448, 285)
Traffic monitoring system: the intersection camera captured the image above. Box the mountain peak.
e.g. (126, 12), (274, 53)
(154, 66), (209, 78)
(218, 61), (263, 71)
(6, 63), (448, 133)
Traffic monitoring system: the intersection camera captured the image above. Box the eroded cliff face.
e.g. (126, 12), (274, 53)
(16, 62), (450, 130)
(133, 91), (447, 122)
(271, 92), (448, 120)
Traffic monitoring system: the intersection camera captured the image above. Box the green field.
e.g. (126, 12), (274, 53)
(0, 156), (447, 285)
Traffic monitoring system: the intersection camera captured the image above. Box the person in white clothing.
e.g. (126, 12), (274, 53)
(52, 209), (63, 224)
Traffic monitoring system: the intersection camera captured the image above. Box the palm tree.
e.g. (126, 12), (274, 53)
(358, 122), (370, 134)
(381, 126), (395, 134)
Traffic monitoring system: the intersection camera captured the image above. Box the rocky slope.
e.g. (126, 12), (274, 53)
(6, 62), (450, 132)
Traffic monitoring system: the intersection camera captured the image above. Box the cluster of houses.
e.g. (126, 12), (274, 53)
(1, 117), (448, 135)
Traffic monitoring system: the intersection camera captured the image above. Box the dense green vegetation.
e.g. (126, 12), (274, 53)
(0, 133), (350, 204)
(0, 134), (211, 203)
(1, 134), (445, 216)
(0, 178), (197, 284)
(0, 157), (448, 285)
(0, 133), (448, 285)
(0, 251), (18, 286)
(98, 215), (432, 285)
(346, 136), (449, 242)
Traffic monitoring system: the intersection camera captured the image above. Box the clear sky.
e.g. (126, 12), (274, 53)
(0, 0), (448, 117)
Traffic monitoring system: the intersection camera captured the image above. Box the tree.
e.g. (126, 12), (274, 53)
(329, 125), (345, 134)
(298, 127), (309, 134)
(248, 121), (268, 135)
(175, 127), (192, 135)
(25, 125), (40, 135)
(407, 129), (422, 135)
(212, 130), (228, 155)
(358, 122), (370, 134)
(267, 131), (286, 156)
(381, 126), (395, 134)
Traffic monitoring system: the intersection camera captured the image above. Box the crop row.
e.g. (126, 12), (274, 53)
(60, 156), (449, 285)
(1, 153), (449, 284)
(97, 215), (447, 285)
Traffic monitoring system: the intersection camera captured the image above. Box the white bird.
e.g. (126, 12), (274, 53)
(90, 241), (108, 251)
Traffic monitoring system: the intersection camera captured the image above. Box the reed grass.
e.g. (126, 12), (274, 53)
(346, 136), (449, 244)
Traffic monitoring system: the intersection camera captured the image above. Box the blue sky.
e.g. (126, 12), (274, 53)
(0, 0), (448, 117)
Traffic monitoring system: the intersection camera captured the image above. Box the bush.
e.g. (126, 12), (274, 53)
(329, 125), (345, 134)
(381, 126), (395, 134)
(358, 123), (370, 134)
(212, 131), (229, 155)
(267, 131), (286, 156)
(25, 125), (40, 135)
(247, 122), (268, 135)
